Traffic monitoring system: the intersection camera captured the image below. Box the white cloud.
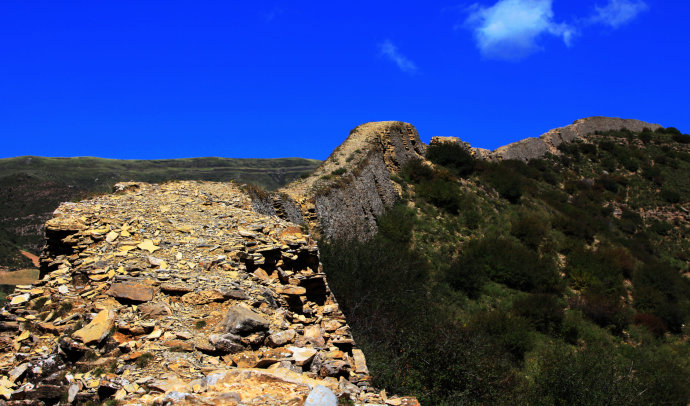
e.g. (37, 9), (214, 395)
(465, 0), (575, 60)
(591, 0), (648, 28)
(379, 40), (418, 74)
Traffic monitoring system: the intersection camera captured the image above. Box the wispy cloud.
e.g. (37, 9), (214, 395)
(379, 40), (418, 74)
(465, 0), (575, 61)
(590, 0), (648, 28)
(264, 7), (284, 22)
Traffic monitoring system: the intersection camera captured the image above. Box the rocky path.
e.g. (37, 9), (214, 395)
(0, 181), (417, 405)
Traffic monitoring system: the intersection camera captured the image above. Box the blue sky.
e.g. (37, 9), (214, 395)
(1, 1), (688, 160)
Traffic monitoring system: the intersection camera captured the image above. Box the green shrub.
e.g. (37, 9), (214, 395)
(449, 236), (560, 293)
(649, 219), (673, 235)
(481, 162), (524, 203)
(598, 140), (616, 151)
(633, 261), (690, 333)
(320, 235), (429, 341)
(571, 288), (631, 334)
(425, 142), (476, 177)
(639, 132), (653, 144)
(510, 210), (549, 249)
(136, 352), (154, 368)
(524, 344), (641, 405)
(621, 156), (640, 172)
(331, 167), (347, 176)
(321, 231), (521, 404)
(595, 175), (619, 193)
(660, 188), (681, 203)
(601, 156), (617, 172)
(401, 158), (435, 184)
(565, 246), (625, 294)
(469, 310), (533, 362)
(416, 178), (462, 214)
(633, 313), (666, 337)
(445, 256), (487, 299)
(660, 127), (682, 136)
(512, 293), (564, 334)
(376, 202), (415, 243)
(631, 344), (690, 405)
(579, 143), (598, 156)
(672, 133), (690, 143)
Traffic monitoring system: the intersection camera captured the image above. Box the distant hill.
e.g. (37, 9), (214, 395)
(0, 156), (320, 270)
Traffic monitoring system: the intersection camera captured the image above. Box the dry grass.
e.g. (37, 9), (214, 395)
(0, 268), (39, 285)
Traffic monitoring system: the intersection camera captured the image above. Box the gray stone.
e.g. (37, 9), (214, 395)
(220, 305), (269, 335)
(267, 329), (296, 347)
(208, 333), (244, 353)
(138, 302), (172, 319)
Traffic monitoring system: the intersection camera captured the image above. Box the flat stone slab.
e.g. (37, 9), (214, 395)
(72, 309), (115, 344)
(108, 282), (154, 302)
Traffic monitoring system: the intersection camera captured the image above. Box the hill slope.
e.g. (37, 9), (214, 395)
(0, 156), (320, 270)
(285, 119), (690, 404)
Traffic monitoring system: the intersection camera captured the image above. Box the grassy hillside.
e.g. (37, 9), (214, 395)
(321, 127), (690, 405)
(0, 155), (320, 270)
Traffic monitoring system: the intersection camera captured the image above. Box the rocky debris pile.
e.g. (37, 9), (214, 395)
(0, 181), (418, 406)
(489, 117), (662, 161)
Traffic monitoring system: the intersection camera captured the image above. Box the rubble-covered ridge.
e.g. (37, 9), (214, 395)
(0, 181), (418, 406)
(489, 116), (662, 161)
(282, 121), (426, 240)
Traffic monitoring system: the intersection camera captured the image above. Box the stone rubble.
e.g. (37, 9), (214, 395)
(0, 181), (418, 406)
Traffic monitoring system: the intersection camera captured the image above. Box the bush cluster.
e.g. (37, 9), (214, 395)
(512, 293), (564, 334)
(446, 235), (560, 294)
(478, 161), (525, 203)
(401, 158), (463, 213)
(425, 141), (476, 177)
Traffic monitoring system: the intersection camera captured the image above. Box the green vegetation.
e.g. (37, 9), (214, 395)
(136, 352), (154, 368)
(0, 155), (320, 270)
(331, 167), (347, 176)
(321, 126), (690, 404)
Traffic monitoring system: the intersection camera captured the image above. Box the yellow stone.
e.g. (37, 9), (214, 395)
(146, 327), (163, 340)
(124, 383), (139, 393)
(137, 240), (159, 253)
(16, 330), (30, 342)
(176, 225), (193, 233)
(106, 231), (119, 243)
(10, 294), (30, 305)
(0, 376), (16, 400)
(114, 388), (127, 400)
(72, 309), (115, 344)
